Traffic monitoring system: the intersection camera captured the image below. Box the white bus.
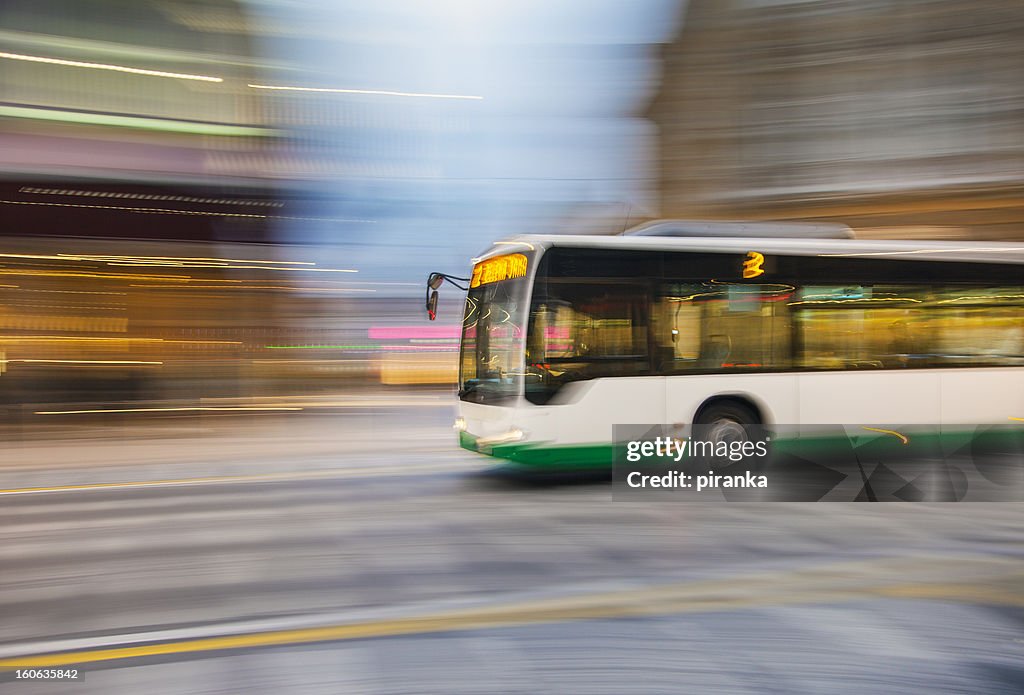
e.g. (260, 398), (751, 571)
(429, 221), (1024, 471)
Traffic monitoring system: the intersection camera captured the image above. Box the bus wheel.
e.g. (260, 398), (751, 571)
(694, 401), (761, 445)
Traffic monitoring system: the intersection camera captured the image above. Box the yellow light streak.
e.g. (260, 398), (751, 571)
(0, 252), (92, 261)
(0, 336), (241, 345)
(15, 289), (126, 295)
(0, 269), (189, 281)
(4, 302), (125, 310)
(861, 426), (909, 445)
(135, 285), (375, 291)
(788, 297), (922, 306)
(248, 83), (483, 100)
(938, 294), (1024, 304)
(59, 254), (314, 265)
(120, 264), (357, 273)
(0, 51), (223, 82)
(0, 251), (349, 273)
(0, 336), (160, 343)
(668, 291), (716, 302)
(5, 360), (162, 365)
(107, 262), (231, 268)
(36, 406), (303, 415)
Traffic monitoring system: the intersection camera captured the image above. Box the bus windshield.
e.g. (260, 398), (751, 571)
(459, 273), (531, 404)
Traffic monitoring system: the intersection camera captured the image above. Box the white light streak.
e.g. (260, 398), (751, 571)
(248, 84), (482, 100)
(0, 51), (223, 82)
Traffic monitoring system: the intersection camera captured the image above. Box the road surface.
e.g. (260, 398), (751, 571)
(1, 394), (1022, 693)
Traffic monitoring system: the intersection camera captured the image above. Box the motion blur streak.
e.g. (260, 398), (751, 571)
(1, 0), (1024, 692)
(0, 51), (224, 82)
(247, 84), (484, 100)
(0, 198), (364, 223)
(35, 406), (303, 415)
(8, 360), (162, 365)
(0, 105), (274, 137)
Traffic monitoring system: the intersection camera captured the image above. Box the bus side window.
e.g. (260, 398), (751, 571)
(703, 283), (792, 370)
(525, 283), (650, 403)
(930, 287), (1024, 366)
(655, 282), (791, 373)
(653, 284), (708, 373)
(652, 290), (702, 373)
(794, 285), (931, 369)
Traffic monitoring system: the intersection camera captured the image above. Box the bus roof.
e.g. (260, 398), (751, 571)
(624, 219), (855, 239)
(479, 234), (1024, 265)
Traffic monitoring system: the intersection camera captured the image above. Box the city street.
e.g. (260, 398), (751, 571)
(1, 393), (1022, 693)
(4, 1), (1024, 692)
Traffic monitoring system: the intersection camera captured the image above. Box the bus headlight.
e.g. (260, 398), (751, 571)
(476, 428), (525, 447)
(453, 417), (467, 432)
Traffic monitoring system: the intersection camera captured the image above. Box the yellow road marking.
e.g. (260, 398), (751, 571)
(861, 426), (909, 445)
(1, 562), (1022, 669)
(0, 462), (465, 496)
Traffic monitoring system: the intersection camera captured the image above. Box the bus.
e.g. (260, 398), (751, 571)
(430, 221), (1024, 472)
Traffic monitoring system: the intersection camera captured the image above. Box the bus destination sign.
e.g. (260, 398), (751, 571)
(470, 253), (529, 288)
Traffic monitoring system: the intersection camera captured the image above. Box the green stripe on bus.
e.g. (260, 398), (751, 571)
(461, 427), (1023, 473)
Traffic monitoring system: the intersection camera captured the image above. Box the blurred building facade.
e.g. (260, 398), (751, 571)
(0, 0), (284, 243)
(0, 0), (364, 406)
(649, 0), (1024, 239)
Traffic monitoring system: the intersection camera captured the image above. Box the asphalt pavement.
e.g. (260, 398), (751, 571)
(1, 393), (1022, 693)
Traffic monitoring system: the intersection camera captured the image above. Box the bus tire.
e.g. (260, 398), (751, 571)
(694, 400), (762, 445)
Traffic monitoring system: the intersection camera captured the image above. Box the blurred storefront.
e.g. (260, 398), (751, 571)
(0, 0), (386, 406)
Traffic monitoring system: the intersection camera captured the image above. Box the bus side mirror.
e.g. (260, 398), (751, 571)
(427, 289), (439, 321)
(428, 273), (444, 290)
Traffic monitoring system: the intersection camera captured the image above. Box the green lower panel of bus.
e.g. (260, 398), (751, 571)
(460, 428), (1024, 474)
(460, 431), (612, 470)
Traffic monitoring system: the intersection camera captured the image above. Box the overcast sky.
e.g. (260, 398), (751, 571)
(248, 0), (684, 293)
